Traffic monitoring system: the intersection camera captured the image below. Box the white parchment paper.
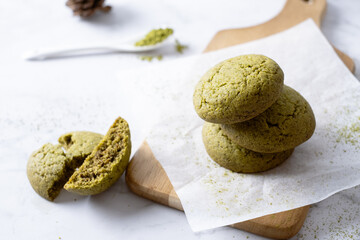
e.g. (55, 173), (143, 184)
(120, 19), (360, 232)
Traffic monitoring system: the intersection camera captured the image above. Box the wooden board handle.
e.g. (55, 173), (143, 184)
(205, 0), (327, 52)
(204, 0), (355, 73)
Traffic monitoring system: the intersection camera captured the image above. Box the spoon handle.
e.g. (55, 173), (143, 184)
(23, 46), (120, 61)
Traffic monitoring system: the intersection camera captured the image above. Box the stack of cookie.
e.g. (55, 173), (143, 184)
(193, 55), (315, 173)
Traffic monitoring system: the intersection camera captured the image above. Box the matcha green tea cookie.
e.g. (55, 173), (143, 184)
(64, 117), (131, 195)
(221, 85), (316, 153)
(193, 54), (284, 124)
(58, 131), (103, 169)
(27, 132), (103, 201)
(27, 143), (72, 201)
(202, 122), (293, 173)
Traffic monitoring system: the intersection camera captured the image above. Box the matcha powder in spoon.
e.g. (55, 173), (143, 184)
(135, 28), (174, 46)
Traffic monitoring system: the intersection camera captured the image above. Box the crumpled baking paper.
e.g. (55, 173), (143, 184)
(120, 19), (360, 232)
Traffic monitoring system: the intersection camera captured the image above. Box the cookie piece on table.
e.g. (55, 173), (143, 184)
(64, 117), (131, 195)
(221, 85), (316, 153)
(193, 54), (284, 124)
(202, 122), (293, 173)
(27, 143), (71, 201)
(27, 131), (104, 201)
(59, 131), (103, 169)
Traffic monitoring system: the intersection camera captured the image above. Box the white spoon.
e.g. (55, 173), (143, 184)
(23, 35), (173, 61)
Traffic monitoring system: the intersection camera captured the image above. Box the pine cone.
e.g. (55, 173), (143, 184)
(66, 0), (111, 18)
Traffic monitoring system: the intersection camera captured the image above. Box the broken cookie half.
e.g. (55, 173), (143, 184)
(64, 117), (131, 195)
(26, 117), (131, 201)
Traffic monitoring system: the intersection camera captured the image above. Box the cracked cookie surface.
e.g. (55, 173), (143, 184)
(27, 143), (71, 201)
(221, 85), (316, 153)
(202, 122), (293, 173)
(193, 54), (284, 124)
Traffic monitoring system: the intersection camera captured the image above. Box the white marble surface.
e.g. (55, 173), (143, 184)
(0, 0), (360, 239)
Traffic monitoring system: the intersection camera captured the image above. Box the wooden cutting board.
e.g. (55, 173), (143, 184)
(126, 0), (355, 239)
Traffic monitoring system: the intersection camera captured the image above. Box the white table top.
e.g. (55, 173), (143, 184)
(1, 0), (359, 239)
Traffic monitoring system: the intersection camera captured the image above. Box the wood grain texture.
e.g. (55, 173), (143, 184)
(126, 0), (355, 239)
(126, 142), (184, 211)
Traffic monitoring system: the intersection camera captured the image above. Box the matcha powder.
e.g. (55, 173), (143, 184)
(336, 120), (360, 149)
(135, 28), (174, 46)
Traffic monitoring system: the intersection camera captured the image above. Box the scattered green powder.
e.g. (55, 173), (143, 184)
(139, 56), (153, 62)
(336, 121), (360, 148)
(135, 28), (187, 62)
(135, 28), (174, 46)
(175, 39), (188, 53)
(139, 55), (163, 62)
